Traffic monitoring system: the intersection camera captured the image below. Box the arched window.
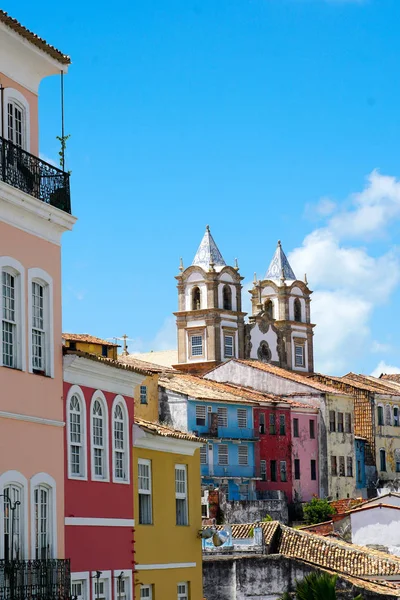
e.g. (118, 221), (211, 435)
(192, 287), (201, 310)
(265, 300), (274, 320)
(7, 100), (25, 148)
(294, 298), (302, 322)
(28, 268), (53, 377)
(223, 285), (232, 310)
(385, 405), (392, 426)
(92, 399), (106, 480)
(0, 258), (25, 370)
(112, 399), (129, 483)
(3, 483), (23, 560)
(69, 395), (83, 477)
(34, 484), (51, 559)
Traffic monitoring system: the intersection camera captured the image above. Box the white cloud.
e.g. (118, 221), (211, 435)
(371, 361), (400, 378)
(127, 317), (177, 354)
(289, 170), (400, 374)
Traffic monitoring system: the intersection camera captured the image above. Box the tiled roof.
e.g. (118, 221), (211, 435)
(344, 373), (400, 396)
(128, 350), (178, 369)
(135, 417), (207, 443)
(265, 240), (296, 281)
(0, 10), (70, 64)
(278, 525), (400, 577)
(381, 374), (400, 383)
(299, 521), (335, 536)
(63, 333), (120, 347)
(350, 503), (400, 515)
(330, 498), (365, 514)
(192, 225), (226, 271)
(63, 348), (154, 376)
(214, 521), (280, 545)
(118, 354), (175, 374)
(234, 360), (341, 394)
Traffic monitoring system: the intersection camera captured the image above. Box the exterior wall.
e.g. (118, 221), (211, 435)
(374, 397), (400, 485)
(0, 220), (65, 558)
(159, 386), (189, 432)
(351, 507), (400, 555)
(64, 381), (135, 581)
(220, 494), (289, 524)
(134, 373), (159, 421)
(254, 407), (292, 502)
(63, 339), (118, 360)
(291, 411), (319, 502)
(134, 446), (203, 600)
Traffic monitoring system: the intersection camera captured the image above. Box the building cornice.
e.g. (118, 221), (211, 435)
(63, 355), (144, 396)
(0, 181), (76, 244)
(133, 424), (202, 455)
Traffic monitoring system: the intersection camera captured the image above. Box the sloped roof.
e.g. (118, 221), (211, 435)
(135, 417), (206, 443)
(214, 521), (280, 545)
(118, 354), (175, 374)
(159, 373), (261, 404)
(63, 348), (154, 376)
(330, 497), (365, 514)
(128, 350), (178, 369)
(344, 373), (400, 396)
(0, 10), (70, 64)
(265, 240), (296, 281)
(192, 225), (226, 271)
(234, 360), (341, 394)
(63, 333), (119, 347)
(382, 374), (400, 383)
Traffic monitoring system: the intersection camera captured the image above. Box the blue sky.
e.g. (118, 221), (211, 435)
(6, 0), (400, 375)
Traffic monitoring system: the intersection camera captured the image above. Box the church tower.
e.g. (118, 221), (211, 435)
(174, 226), (246, 374)
(246, 241), (315, 373)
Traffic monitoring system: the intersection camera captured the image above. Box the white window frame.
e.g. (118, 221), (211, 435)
(200, 445), (208, 465)
(112, 396), (130, 484)
(218, 444), (229, 466)
(190, 333), (203, 358)
(177, 582), (189, 600)
(195, 405), (206, 427)
(91, 571), (111, 600)
(238, 445), (248, 466)
(237, 408), (247, 429)
(2, 88), (31, 152)
(175, 464), (188, 526)
(224, 334), (234, 358)
(71, 572), (90, 600)
(140, 585), (152, 600)
(294, 344), (305, 368)
(260, 459), (267, 481)
(217, 407), (228, 428)
(140, 386), (148, 404)
(138, 459), (152, 525)
(66, 385), (87, 480)
(0, 470), (28, 560)
(0, 257), (25, 371)
(90, 391), (110, 482)
(30, 473), (57, 559)
(113, 570), (132, 600)
(28, 268), (54, 377)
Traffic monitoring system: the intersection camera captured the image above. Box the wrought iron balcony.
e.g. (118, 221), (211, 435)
(0, 136), (71, 214)
(0, 558), (71, 600)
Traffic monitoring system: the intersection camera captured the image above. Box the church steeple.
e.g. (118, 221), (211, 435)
(174, 226), (246, 374)
(192, 225), (226, 270)
(265, 240), (296, 282)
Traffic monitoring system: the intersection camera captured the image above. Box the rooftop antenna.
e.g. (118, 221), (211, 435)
(107, 335), (136, 356)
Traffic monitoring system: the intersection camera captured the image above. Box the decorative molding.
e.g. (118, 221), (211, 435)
(63, 354), (142, 396)
(65, 517), (134, 527)
(134, 562), (196, 571)
(0, 410), (64, 427)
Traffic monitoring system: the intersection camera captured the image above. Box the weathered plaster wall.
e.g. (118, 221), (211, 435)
(220, 495), (288, 524)
(291, 411), (319, 502)
(158, 386), (189, 431)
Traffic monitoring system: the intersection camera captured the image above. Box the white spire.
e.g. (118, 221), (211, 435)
(265, 240), (296, 281)
(192, 225), (226, 271)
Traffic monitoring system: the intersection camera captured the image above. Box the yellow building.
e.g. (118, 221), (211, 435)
(118, 355), (168, 421)
(133, 418), (205, 600)
(62, 332), (120, 359)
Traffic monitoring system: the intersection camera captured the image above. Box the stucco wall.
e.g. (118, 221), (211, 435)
(351, 506), (400, 555)
(220, 495), (288, 524)
(291, 412), (319, 502)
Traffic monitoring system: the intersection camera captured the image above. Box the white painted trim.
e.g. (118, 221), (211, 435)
(0, 410), (64, 427)
(0, 256), (26, 371)
(133, 424), (202, 456)
(30, 472), (57, 559)
(0, 180), (76, 245)
(65, 517), (134, 527)
(90, 391), (110, 482)
(27, 267), (54, 377)
(0, 471), (29, 559)
(2, 88), (31, 152)
(66, 385), (88, 480)
(111, 395), (130, 484)
(63, 354), (144, 396)
(91, 570), (111, 600)
(71, 572), (90, 600)
(134, 563), (196, 571)
(113, 569), (133, 600)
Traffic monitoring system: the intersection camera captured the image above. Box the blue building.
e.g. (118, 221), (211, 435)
(158, 373), (259, 500)
(355, 437), (366, 491)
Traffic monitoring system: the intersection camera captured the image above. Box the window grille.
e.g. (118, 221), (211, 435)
(237, 408), (247, 429)
(191, 335), (203, 357)
(238, 445), (248, 466)
(218, 445), (228, 466)
(196, 405), (206, 426)
(224, 335), (234, 358)
(200, 445), (207, 465)
(217, 407), (228, 427)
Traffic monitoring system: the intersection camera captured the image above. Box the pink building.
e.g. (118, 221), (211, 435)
(291, 408), (319, 502)
(0, 8), (75, 590)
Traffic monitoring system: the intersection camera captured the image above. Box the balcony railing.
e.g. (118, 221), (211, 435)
(0, 136), (71, 214)
(0, 559), (71, 600)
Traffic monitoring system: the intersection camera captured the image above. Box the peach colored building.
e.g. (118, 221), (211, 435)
(0, 8), (75, 571)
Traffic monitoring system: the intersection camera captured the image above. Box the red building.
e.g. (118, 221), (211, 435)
(254, 403), (293, 502)
(63, 350), (147, 600)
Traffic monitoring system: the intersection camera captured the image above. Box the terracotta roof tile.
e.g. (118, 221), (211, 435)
(344, 373), (400, 396)
(234, 360), (342, 394)
(0, 10), (70, 64)
(135, 417), (207, 443)
(330, 498), (365, 514)
(381, 374), (400, 383)
(63, 333), (120, 347)
(63, 348), (154, 376)
(213, 521), (280, 545)
(159, 373), (261, 404)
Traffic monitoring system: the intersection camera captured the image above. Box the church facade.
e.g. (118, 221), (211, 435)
(174, 226), (315, 374)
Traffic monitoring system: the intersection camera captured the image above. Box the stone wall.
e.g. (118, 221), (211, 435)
(203, 555), (399, 600)
(220, 491), (288, 525)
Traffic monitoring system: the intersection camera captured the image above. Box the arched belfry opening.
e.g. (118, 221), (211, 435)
(294, 298), (302, 322)
(223, 285), (232, 310)
(192, 286), (201, 310)
(265, 299), (274, 320)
